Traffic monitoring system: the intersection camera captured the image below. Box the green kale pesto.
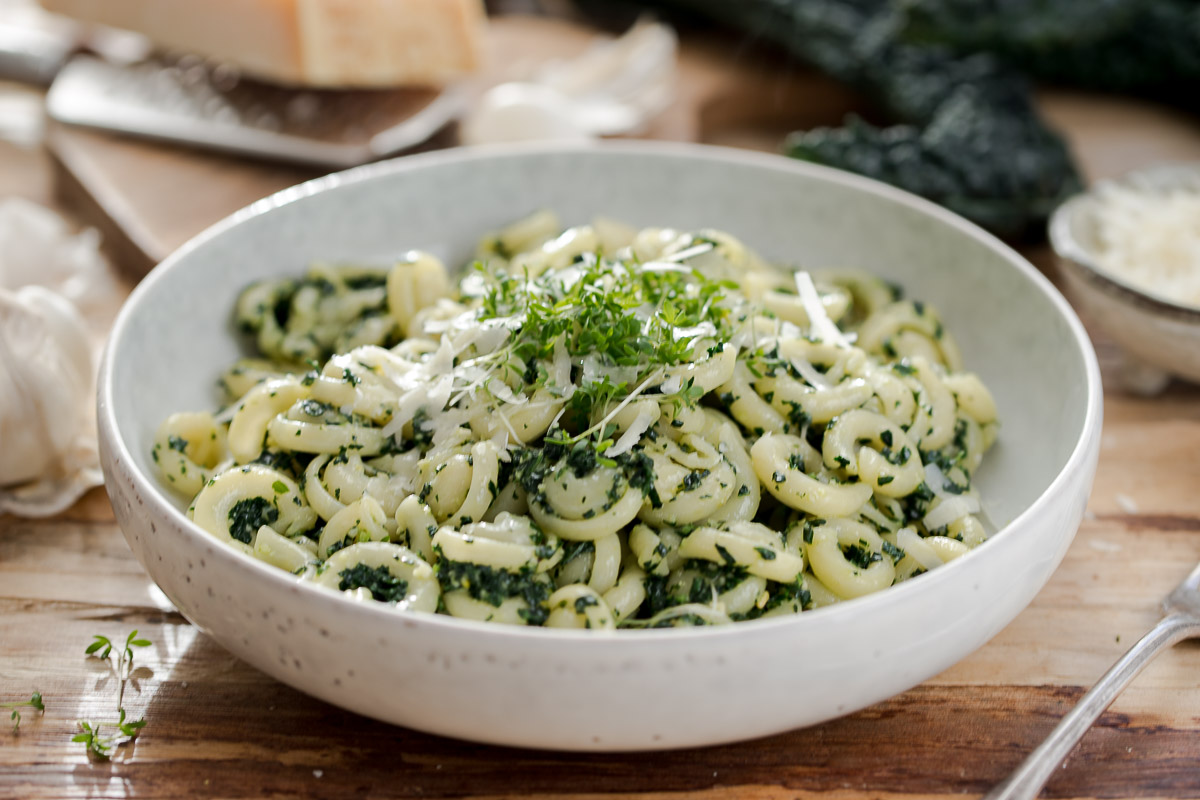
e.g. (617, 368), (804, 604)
(227, 497), (278, 545)
(338, 563), (409, 603)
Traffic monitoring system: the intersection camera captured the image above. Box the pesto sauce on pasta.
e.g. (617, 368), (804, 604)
(153, 213), (999, 629)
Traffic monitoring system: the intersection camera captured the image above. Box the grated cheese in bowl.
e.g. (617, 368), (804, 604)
(1049, 162), (1200, 389)
(1091, 179), (1200, 309)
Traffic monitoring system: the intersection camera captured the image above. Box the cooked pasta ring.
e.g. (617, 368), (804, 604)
(190, 464), (317, 552)
(804, 518), (896, 600)
(821, 408), (925, 497)
(751, 433), (872, 518)
(311, 541), (439, 612)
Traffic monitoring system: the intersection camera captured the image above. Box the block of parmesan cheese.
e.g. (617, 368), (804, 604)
(39, 0), (486, 88)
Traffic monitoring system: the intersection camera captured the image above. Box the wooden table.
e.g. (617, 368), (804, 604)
(3, 31), (1200, 800)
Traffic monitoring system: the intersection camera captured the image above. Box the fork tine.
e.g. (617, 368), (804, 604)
(1165, 559), (1200, 616)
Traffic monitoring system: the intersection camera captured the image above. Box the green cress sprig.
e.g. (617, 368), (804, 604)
(86, 630), (151, 684)
(2, 693), (44, 733)
(76, 630), (151, 760)
(74, 710), (147, 760)
(471, 250), (737, 445)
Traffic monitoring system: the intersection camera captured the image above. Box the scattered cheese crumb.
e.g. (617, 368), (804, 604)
(313, 770), (323, 778)
(1092, 181), (1200, 308)
(1115, 493), (1139, 514)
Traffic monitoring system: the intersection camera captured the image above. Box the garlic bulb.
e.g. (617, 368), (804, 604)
(0, 285), (100, 514)
(0, 197), (123, 329)
(0, 199), (119, 516)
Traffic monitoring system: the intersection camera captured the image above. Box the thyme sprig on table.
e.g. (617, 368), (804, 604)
(86, 630), (151, 676)
(76, 630), (151, 760)
(2, 692), (44, 733)
(74, 710), (147, 760)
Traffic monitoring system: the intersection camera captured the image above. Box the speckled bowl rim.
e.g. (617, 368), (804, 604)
(1049, 163), (1200, 324)
(99, 140), (1103, 645)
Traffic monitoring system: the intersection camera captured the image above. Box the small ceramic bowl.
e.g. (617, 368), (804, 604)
(1050, 162), (1200, 387)
(98, 142), (1102, 751)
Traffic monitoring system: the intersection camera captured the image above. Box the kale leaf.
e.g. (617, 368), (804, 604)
(227, 497), (278, 545)
(594, 0), (1084, 239)
(337, 564), (409, 603)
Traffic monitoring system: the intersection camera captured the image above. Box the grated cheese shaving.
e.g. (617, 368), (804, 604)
(606, 402), (659, 456)
(1092, 181), (1200, 308)
(794, 271), (850, 348)
(790, 356), (832, 391)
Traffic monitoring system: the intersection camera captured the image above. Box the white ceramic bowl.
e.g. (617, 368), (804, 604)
(1050, 162), (1200, 386)
(98, 143), (1102, 751)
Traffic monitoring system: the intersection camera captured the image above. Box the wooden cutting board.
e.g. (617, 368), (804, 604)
(47, 14), (862, 279)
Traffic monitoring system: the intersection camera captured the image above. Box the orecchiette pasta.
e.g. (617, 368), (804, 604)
(156, 213), (998, 629)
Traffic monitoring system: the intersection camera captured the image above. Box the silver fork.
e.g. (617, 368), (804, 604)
(985, 559), (1200, 800)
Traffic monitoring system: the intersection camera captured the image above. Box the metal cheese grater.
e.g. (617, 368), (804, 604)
(0, 1), (464, 168)
(44, 55), (465, 168)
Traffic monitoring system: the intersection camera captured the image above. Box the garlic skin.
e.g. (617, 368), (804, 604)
(0, 285), (100, 514)
(0, 197), (123, 330)
(460, 82), (593, 146)
(461, 20), (677, 146)
(0, 198), (118, 516)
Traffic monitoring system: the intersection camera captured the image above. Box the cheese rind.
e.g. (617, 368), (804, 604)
(39, 0), (485, 88)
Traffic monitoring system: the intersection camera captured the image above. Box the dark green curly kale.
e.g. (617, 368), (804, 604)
(899, 0), (1200, 96)
(623, 0), (1082, 238)
(785, 31), (1081, 235)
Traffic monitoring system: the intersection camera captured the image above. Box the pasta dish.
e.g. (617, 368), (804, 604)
(153, 213), (998, 629)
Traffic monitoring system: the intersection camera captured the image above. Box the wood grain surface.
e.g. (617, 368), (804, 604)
(3, 12), (1200, 800)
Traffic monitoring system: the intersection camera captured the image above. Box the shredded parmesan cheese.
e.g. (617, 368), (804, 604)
(794, 271), (850, 348)
(606, 402), (659, 457)
(790, 356), (833, 391)
(1092, 181), (1200, 308)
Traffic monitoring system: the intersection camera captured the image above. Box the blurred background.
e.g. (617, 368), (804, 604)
(2, 0), (1199, 272)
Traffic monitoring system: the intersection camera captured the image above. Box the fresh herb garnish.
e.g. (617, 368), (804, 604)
(2, 693), (44, 733)
(472, 253), (736, 444)
(78, 631), (151, 759)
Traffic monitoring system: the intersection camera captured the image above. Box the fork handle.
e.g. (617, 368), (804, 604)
(984, 612), (1200, 800)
